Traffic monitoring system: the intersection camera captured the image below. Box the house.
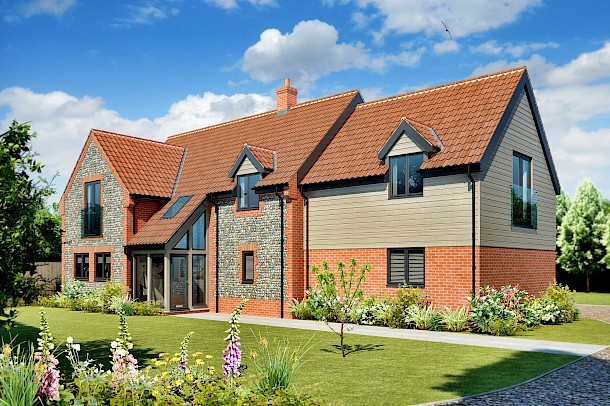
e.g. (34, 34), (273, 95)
(60, 67), (560, 316)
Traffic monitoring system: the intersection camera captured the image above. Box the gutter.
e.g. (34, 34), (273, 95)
(275, 190), (285, 318)
(467, 165), (476, 296)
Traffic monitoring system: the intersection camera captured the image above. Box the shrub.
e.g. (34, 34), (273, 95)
(468, 285), (522, 335)
(109, 296), (136, 316)
(542, 281), (577, 323)
(349, 296), (389, 326)
(289, 298), (315, 320)
(63, 279), (85, 300)
(134, 300), (164, 316)
(249, 335), (308, 394)
(384, 285), (430, 328)
(99, 282), (129, 313)
(0, 344), (40, 406)
(405, 305), (443, 330)
(440, 306), (469, 332)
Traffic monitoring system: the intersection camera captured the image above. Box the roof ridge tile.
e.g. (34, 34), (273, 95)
(92, 129), (184, 150)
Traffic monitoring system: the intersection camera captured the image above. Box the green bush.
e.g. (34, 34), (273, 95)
(289, 298), (315, 320)
(405, 305), (443, 330)
(109, 296), (135, 316)
(489, 317), (520, 336)
(134, 300), (164, 316)
(0, 344), (39, 406)
(349, 296), (389, 326)
(440, 306), (469, 332)
(99, 282), (128, 313)
(542, 281), (577, 323)
(384, 285), (430, 328)
(468, 285), (524, 335)
(63, 279), (85, 299)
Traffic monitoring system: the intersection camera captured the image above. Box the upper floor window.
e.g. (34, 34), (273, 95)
(512, 152), (537, 229)
(83, 181), (101, 237)
(237, 173), (260, 210)
(389, 153), (423, 197)
(242, 251), (254, 284)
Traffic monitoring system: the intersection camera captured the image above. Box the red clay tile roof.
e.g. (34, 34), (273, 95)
(404, 118), (441, 149)
(127, 90), (359, 246)
(165, 90), (360, 195)
(302, 67), (526, 185)
(247, 144), (276, 171)
(128, 193), (205, 246)
(92, 129), (184, 197)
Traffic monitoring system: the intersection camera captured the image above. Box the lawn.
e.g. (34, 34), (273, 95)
(514, 318), (610, 345)
(2, 307), (580, 405)
(575, 292), (610, 306)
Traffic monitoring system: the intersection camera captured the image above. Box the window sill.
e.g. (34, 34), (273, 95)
(75, 277), (89, 281)
(389, 193), (423, 200)
(94, 278), (110, 283)
(386, 283), (425, 288)
(242, 280), (254, 285)
(237, 207), (260, 212)
(511, 224), (537, 234)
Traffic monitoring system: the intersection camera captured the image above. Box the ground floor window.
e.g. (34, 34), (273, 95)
(95, 253), (111, 281)
(388, 248), (425, 286)
(134, 255), (148, 301)
(242, 251), (254, 284)
(192, 254), (206, 306)
(74, 254), (89, 281)
(151, 255), (164, 302)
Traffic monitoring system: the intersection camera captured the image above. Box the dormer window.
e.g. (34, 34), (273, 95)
(237, 173), (261, 210)
(390, 153), (423, 197)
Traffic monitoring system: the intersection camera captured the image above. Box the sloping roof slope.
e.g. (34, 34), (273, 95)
(302, 67), (526, 185)
(166, 90), (360, 195)
(248, 145), (276, 171)
(93, 130), (184, 197)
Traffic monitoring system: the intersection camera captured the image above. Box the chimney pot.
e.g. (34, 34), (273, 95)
(276, 78), (297, 111)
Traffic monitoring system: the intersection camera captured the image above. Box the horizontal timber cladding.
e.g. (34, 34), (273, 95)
(235, 156), (258, 176)
(479, 88), (556, 250)
(387, 133), (424, 156)
(306, 173), (480, 250)
(309, 246), (554, 308)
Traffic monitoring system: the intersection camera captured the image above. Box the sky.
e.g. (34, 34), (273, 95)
(1, 0), (609, 204)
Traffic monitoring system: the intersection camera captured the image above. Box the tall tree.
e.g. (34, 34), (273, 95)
(557, 179), (608, 292)
(0, 121), (51, 329)
(556, 189), (571, 249)
(34, 202), (62, 262)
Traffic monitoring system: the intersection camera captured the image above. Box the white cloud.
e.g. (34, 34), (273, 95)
(433, 40), (459, 55)
(119, 4), (179, 25)
(24, 0), (75, 17)
(470, 40), (558, 57)
(471, 43), (610, 197)
(338, 0), (541, 40)
(242, 20), (422, 87)
(0, 87), (274, 202)
(204, 0), (276, 9)
(546, 42), (610, 86)
(2, 0), (75, 22)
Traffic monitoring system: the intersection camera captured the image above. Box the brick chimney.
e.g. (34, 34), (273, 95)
(276, 78), (298, 111)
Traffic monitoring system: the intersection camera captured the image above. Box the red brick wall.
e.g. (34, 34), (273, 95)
(284, 176), (305, 317)
(309, 246), (554, 308)
(479, 246), (555, 296)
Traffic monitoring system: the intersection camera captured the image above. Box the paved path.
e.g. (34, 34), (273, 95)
(175, 312), (604, 356)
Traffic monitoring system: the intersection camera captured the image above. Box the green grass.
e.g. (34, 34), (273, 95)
(575, 292), (610, 306)
(514, 319), (610, 345)
(2, 307), (579, 405)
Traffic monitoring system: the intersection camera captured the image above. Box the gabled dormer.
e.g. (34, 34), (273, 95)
(228, 144), (277, 210)
(378, 118), (441, 198)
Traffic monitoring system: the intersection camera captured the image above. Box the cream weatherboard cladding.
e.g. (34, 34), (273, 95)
(307, 173), (480, 249)
(235, 156), (258, 176)
(386, 132), (427, 156)
(479, 89), (556, 250)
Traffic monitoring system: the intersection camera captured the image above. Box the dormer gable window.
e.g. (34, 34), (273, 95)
(237, 173), (261, 210)
(390, 153), (424, 197)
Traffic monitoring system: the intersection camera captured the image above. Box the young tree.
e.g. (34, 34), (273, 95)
(0, 121), (52, 329)
(557, 179), (608, 292)
(311, 258), (370, 357)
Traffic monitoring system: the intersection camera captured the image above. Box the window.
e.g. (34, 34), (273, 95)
(162, 195), (193, 219)
(74, 254), (89, 281)
(83, 181), (101, 236)
(242, 251), (254, 284)
(388, 248), (425, 286)
(95, 253), (111, 281)
(192, 255), (206, 306)
(192, 213), (205, 250)
(174, 231), (188, 250)
(389, 153), (423, 197)
(512, 152), (537, 228)
(237, 173), (260, 210)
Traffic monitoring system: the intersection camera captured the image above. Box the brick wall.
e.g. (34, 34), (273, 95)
(309, 246), (554, 308)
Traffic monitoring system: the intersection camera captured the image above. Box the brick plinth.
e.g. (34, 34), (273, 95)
(309, 246), (555, 308)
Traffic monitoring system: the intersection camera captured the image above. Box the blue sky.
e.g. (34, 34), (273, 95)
(1, 0), (609, 203)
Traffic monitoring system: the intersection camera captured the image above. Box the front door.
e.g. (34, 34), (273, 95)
(170, 255), (188, 310)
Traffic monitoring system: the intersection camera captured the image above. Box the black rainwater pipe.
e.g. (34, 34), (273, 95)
(299, 187), (310, 291)
(275, 191), (285, 318)
(213, 198), (220, 313)
(467, 166), (476, 296)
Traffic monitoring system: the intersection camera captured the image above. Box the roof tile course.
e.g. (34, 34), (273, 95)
(301, 68), (525, 184)
(247, 145), (276, 171)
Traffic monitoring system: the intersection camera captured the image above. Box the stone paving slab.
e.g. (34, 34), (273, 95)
(576, 304), (610, 324)
(175, 312), (605, 357)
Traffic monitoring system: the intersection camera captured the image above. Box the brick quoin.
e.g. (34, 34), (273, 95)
(309, 246), (554, 308)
